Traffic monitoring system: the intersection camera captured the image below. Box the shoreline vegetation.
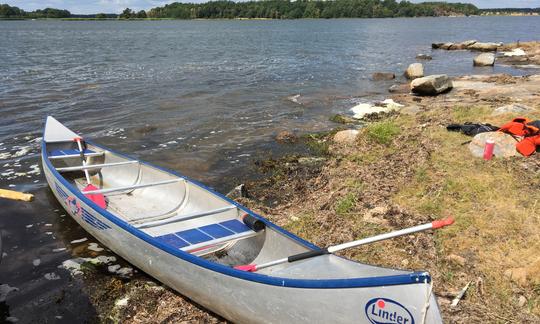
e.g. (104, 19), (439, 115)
(1, 1), (539, 21)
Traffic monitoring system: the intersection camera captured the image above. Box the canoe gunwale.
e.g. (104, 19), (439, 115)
(42, 132), (433, 289)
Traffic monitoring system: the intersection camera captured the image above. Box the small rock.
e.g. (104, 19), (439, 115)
(416, 54), (432, 60)
(473, 53), (495, 66)
(469, 132), (518, 158)
(410, 74), (453, 96)
(518, 295), (528, 308)
(446, 254), (466, 266)
(290, 216), (300, 221)
(371, 72), (395, 81)
(275, 131), (297, 144)
(468, 42), (500, 52)
(70, 238), (88, 244)
(226, 184), (248, 199)
(6, 317), (19, 323)
(401, 259), (409, 267)
(44, 272), (61, 280)
(388, 84), (409, 94)
(404, 63), (424, 80)
(33, 259), (41, 266)
(333, 130), (359, 144)
(492, 103), (535, 115)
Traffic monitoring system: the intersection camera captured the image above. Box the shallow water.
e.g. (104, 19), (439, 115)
(1, 16), (539, 322)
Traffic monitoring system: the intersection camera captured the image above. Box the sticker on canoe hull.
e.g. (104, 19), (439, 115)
(55, 183), (111, 230)
(365, 298), (414, 324)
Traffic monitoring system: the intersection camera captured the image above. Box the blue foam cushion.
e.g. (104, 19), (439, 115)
(199, 224), (235, 239)
(176, 228), (213, 245)
(219, 219), (250, 234)
(49, 149), (95, 157)
(155, 234), (189, 249)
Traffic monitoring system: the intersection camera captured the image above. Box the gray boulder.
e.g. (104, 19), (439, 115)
(473, 53), (496, 66)
(410, 74), (453, 96)
(468, 42), (501, 52)
(404, 63), (424, 80)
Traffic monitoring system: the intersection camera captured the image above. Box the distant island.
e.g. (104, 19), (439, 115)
(1, 1), (539, 20)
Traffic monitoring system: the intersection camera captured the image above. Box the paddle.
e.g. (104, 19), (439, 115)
(235, 217), (454, 272)
(75, 137), (106, 209)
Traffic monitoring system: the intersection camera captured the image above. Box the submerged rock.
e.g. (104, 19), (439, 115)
(275, 130), (298, 144)
(473, 53), (495, 66)
(371, 72), (395, 81)
(410, 75), (453, 96)
(388, 83), (409, 94)
(469, 132), (518, 158)
(416, 54), (432, 60)
(333, 130), (359, 144)
(404, 63), (424, 80)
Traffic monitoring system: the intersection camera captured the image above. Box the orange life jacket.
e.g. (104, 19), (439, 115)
(498, 117), (540, 137)
(516, 135), (540, 156)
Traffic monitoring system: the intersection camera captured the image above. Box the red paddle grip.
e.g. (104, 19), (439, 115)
(431, 217), (454, 229)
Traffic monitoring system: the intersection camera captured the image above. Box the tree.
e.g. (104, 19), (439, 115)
(120, 8), (133, 19)
(136, 10), (147, 18)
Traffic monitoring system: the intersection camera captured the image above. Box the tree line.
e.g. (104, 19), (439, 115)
(1, 1), (481, 20)
(0, 4), (70, 18)
(146, 1), (480, 19)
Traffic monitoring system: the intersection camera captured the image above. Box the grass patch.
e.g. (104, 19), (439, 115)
(335, 192), (357, 215)
(366, 121), (401, 145)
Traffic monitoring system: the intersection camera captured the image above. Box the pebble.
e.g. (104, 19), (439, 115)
(108, 264), (121, 273)
(25, 224), (33, 228)
(52, 248), (66, 252)
(6, 317), (19, 323)
(44, 272), (61, 280)
(33, 259), (41, 266)
(518, 295), (527, 307)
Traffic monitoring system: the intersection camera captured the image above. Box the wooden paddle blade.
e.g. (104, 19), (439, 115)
(83, 184), (106, 209)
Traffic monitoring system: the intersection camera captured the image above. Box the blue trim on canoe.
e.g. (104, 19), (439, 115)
(41, 120), (432, 289)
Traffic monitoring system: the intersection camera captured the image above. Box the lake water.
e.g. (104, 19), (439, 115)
(1, 17), (539, 322)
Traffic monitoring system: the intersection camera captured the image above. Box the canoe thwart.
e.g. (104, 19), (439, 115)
(55, 160), (138, 172)
(135, 205), (237, 229)
(48, 148), (104, 160)
(83, 178), (185, 195)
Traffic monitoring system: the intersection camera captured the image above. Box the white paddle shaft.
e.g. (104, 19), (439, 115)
(75, 138), (92, 184)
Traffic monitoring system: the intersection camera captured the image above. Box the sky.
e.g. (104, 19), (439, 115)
(3, 0), (540, 14)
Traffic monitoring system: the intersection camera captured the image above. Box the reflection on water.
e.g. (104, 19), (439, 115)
(1, 16), (539, 322)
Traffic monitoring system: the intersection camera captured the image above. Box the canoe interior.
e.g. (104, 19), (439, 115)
(45, 136), (412, 280)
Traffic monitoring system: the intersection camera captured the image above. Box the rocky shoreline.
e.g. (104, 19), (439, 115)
(48, 42), (540, 323)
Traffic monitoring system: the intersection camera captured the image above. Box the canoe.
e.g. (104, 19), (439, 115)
(42, 116), (443, 323)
